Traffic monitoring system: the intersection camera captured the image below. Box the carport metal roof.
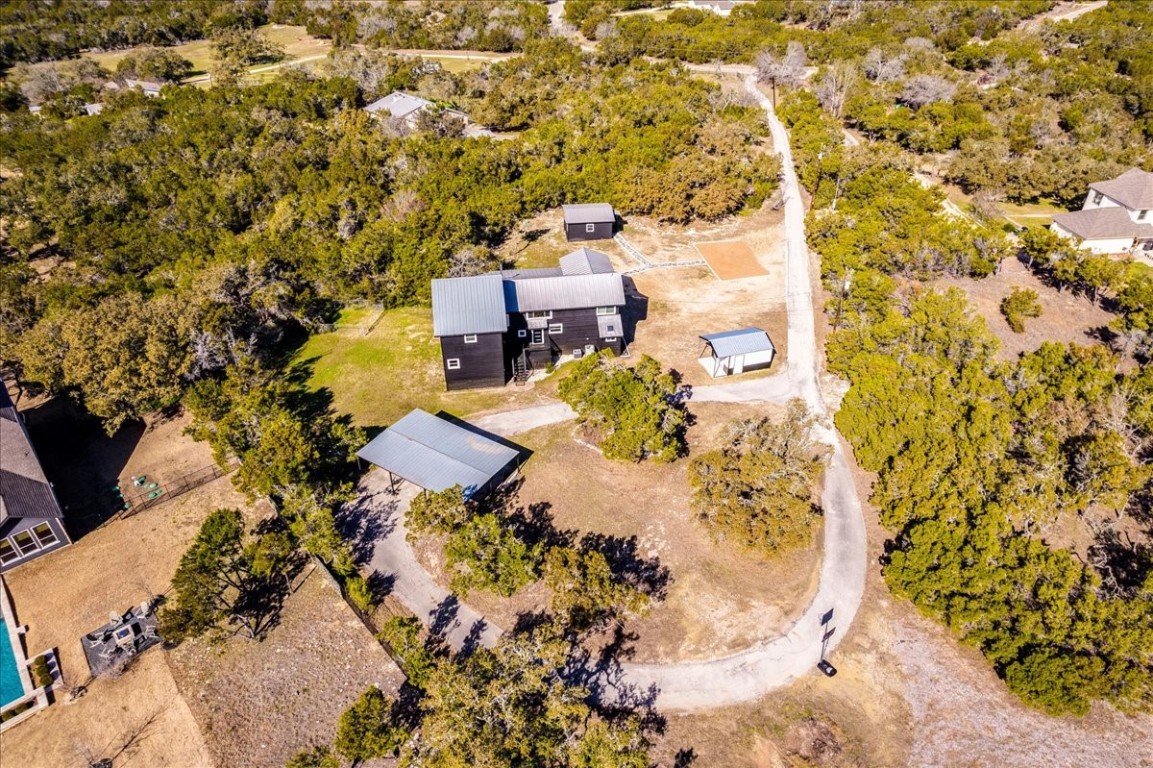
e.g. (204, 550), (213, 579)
(356, 409), (518, 497)
(699, 327), (776, 358)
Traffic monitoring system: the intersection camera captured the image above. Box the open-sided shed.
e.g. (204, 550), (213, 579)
(698, 328), (776, 378)
(356, 409), (520, 499)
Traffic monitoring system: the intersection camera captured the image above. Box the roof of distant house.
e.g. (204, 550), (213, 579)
(431, 273), (508, 337)
(700, 327), (776, 358)
(559, 247), (615, 276)
(503, 273), (625, 313)
(364, 91), (434, 119)
(1089, 167), (1153, 210)
(561, 203), (616, 225)
(356, 409), (518, 496)
(1051, 207), (1153, 240)
(124, 78), (163, 93)
(0, 387), (64, 525)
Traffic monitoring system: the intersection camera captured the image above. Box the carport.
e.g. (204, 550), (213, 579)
(698, 327), (776, 378)
(356, 409), (521, 499)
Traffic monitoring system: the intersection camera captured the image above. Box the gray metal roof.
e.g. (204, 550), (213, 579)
(364, 91), (433, 119)
(356, 409), (518, 496)
(500, 267), (562, 280)
(597, 314), (623, 338)
(560, 248), (614, 276)
(1089, 168), (1153, 210)
(503, 273), (625, 313)
(1051, 208), (1153, 240)
(700, 327), (776, 358)
(562, 203), (616, 225)
(432, 274), (508, 337)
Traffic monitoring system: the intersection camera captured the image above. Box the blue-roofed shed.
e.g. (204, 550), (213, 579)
(698, 327), (776, 378)
(356, 409), (520, 499)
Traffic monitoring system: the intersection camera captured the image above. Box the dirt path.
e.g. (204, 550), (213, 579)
(1019, 0), (1108, 30)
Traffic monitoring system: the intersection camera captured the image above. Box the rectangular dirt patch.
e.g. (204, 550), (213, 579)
(696, 240), (768, 280)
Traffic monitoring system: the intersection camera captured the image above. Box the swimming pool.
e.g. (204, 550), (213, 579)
(0, 619), (27, 708)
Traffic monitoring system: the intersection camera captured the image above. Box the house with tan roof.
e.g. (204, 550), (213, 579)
(1050, 167), (1153, 257)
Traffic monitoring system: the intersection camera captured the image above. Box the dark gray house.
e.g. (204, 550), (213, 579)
(432, 249), (627, 390)
(562, 203), (616, 241)
(1, 388), (71, 572)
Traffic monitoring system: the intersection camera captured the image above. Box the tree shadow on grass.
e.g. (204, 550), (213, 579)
(578, 532), (672, 603)
(335, 486), (400, 565)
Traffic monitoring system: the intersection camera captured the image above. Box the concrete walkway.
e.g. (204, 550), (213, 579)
(349, 66), (868, 713)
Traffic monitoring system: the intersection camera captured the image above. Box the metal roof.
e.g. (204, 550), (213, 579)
(500, 267), (562, 280)
(364, 91), (433, 119)
(700, 327), (776, 358)
(1051, 208), (1153, 240)
(559, 248), (615, 276)
(432, 274), (508, 337)
(597, 314), (623, 338)
(562, 203), (616, 225)
(356, 410), (519, 496)
(1089, 168), (1153, 210)
(503, 273), (625, 313)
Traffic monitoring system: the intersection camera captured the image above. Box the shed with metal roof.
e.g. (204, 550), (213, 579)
(698, 328), (776, 378)
(356, 409), (521, 499)
(562, 204), (616, 241)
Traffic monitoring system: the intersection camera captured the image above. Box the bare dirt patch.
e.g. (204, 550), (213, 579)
(697, 240), (769, 280)
(627, 267), (789, 387)
(168, 567), (405, 768)
(0, 651), (212, 768)
(929, 257), (1117, 362)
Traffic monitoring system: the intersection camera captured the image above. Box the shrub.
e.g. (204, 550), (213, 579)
(31, 655), (52, 688)
(1000, 286), (1043, 333)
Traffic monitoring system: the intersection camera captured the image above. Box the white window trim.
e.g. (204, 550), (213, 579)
(463, 334), (478, 344)
(0, 539), (19, 564)
(12, 531), (40, 556)
(446, 358), (461, 370)
(530, 329), (545, 345)
(1092, 191), (1103, 204)
(604, 337), (618, 343)
(517, 329), (527, 338)
(32, 523), (58, 547)
(596, 306), (615, 315)
(585, 223), (596, 233)
(525, 310), (552, 320)
(548, 323), (563, 334)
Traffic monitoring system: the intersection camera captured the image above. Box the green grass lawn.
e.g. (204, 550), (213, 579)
(293, 306), (526, 428)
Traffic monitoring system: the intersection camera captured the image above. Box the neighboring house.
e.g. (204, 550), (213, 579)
(683, 0), (748, 16)
(123, 78), (164, 97)
(1050, 167), (1153, 256)
(432, 248), (628, 390)
(698, 327), (776, 378)
(562, 203), (616, 242)
(0, 389), (71, 572)
(364, 91), (467, 128)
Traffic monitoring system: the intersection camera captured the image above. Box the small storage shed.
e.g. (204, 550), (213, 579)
(356, 409), (520, 499)
(562, 204), (616, 242)
(698, 328), (776, 378)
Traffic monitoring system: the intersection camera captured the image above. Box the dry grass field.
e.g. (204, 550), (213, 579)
(168, 567), (405, 768)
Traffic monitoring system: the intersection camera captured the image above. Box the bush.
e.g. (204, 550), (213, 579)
(344, 574), (376, 614)
(31, 655), (52, 688)
(1000, 286), (1043, 333)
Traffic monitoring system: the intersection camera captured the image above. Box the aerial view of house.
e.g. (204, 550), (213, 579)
(1, 2), (1150, 766)
(1050, 167), (1153, 256)
(431, 247), (627, 389)
(0, 389), (70, 573)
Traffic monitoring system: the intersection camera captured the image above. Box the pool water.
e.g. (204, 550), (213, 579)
(0, 620), (26, 708)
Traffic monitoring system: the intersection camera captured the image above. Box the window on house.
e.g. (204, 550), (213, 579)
(517, 329), (527, 338)
(463, 334), (478, 344)
(446, 358), (461, 370)
(525, 310), (552, 319)
(0, 539), (17, 565)
(585, 223), (596, 233)
(13, 531), (39, 556)
(1092, 191), (1103, 205)
(605, 337), (618, 343)
(596, 306), (616, 315)
(548, 323), (563, 334)
(1139, 210), (1148, 221)
(601, 322), (617, 335)
(32, 523), (58, 547)
(531, 329), (545, 345)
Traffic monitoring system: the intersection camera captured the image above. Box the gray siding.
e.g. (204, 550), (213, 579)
(440, 332), (507, 390)
(0, 515), (70, 573)
(565, 221), (614, 242)
(508, 307), (623, 369)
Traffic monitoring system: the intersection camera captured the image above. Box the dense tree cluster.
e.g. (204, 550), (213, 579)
(999, 286), (1043, 333)
(689, 399), (827, 557)
(559, 351), (688, 463)
(828, 286), (1153, 716)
